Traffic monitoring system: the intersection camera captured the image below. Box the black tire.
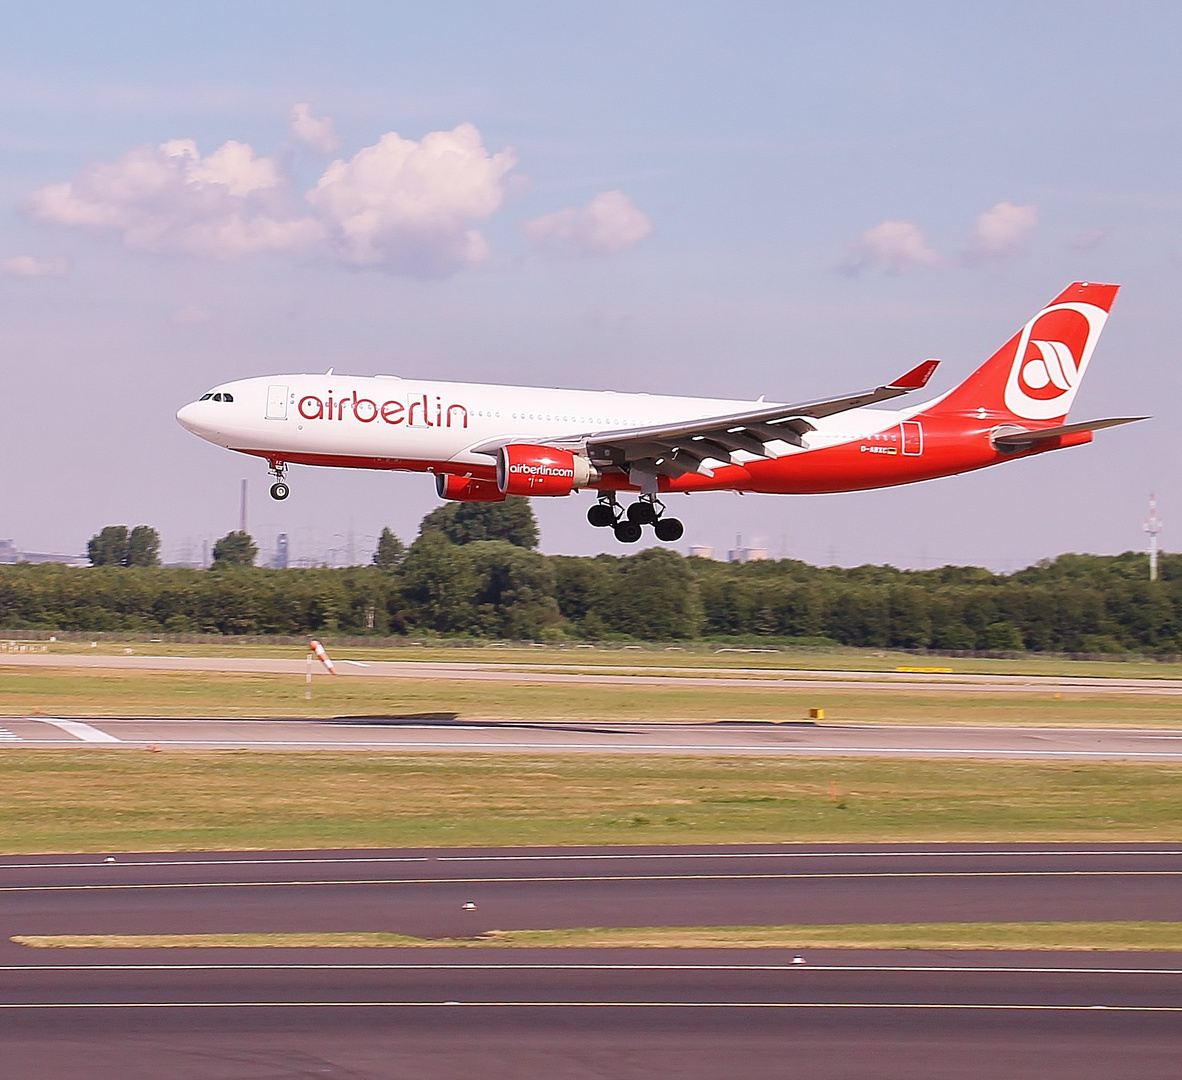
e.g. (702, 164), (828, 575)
(613, 520), (643, 544)
(587, 503), (616, 528)
(654, 517), (684, 542)
(270, 482), (290, 501)
(626, 501), (657, 525)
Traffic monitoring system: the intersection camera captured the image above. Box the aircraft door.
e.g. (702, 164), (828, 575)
(266, 384), (289, 420)
(901, 421), (923, 455)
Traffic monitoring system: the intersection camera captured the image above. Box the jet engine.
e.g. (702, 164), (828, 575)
(435, 474), (506, 502)
(495, 444), (599, 497)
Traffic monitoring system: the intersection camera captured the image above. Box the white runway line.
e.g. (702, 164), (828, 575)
(10, 737), (1182, 759)
(4, 848), (1181, 871)
(0, 1000), (1178, 1012)
(0, 727), (19, 741)
(5, 963), (1182, 975)
(31, 718), (119, 743)
(2, 868), (1181, 893)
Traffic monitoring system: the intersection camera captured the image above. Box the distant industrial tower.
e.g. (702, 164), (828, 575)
(239, 479), (248, 534)
(272, 533), (289, 570)
(1145, 494), (1164, 582)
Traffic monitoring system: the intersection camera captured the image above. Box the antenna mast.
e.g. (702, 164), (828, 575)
(1144, 493), (1164, 582)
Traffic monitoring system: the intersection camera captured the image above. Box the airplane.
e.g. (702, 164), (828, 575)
(176, 281), (1144, 544)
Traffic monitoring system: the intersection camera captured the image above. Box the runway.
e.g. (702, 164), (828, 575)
(1, 844), (1181, 1077)
(6, 713), (1182, 758)
(7, 650), (1182, 694)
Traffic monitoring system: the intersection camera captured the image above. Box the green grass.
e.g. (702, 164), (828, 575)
(14, 923), (1182, 951)
(1, 666), (1179, 726)
(11, 637), (1182, 678)
(0, 750), (1179, 852)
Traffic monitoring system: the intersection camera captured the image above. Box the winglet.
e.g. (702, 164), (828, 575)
(889, 359), (940, 390)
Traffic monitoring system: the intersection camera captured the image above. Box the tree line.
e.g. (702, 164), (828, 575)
(13, 502), (1175, 653)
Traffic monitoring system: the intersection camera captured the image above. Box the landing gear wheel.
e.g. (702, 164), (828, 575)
(587, 503), (616, 528)
(614, 520), (643, 544)
(626, 501), (658, 525)
(269, 482), (290, 501)
(654, 517), (684, 542)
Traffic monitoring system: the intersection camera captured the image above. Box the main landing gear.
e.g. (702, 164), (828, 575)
(267, 459), (290, 501)
(587, 494), (684, 544)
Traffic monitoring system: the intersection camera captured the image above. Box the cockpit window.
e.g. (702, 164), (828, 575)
(222, 392), (233, 402)
(212, 393), (223, 401)
(199, 393), (213, 401)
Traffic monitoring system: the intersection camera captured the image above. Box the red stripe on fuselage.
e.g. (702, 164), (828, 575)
(234, 419), (1090, 496)
(232, 448), (500, 481)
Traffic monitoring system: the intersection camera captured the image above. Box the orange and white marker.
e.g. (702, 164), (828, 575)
(309, 639), (337, 675)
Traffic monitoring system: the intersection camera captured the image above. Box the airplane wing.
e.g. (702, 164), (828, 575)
(469, 359), (940, 480)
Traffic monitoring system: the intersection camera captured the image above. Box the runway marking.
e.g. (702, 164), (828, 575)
(5, 849), (1182, 871)
(31, 718), (119, 743)
(4, 963), (1182, 974)
(0, 1000), (1178, 1012)
(0, 728), (19, 742)
(2, 869), (1181, 893)
(9, 737), (1182, 759)
(434, 849), (1182, 864)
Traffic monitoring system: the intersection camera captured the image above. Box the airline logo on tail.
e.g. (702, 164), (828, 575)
(1004, 301), (1109, 420)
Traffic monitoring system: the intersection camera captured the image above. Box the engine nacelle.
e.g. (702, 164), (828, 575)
(495, 444), (598, 497)
(435, 473), (506, 502)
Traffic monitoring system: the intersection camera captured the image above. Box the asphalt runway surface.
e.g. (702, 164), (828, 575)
(0, 844), (1181, 1076)
(5, 713), (1182, 759)
(8, 650), (1182, 694)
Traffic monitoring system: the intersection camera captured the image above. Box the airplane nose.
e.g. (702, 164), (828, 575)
(176, 402), (203, 434)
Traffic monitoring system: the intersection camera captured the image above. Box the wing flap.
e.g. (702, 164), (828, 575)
(465, 359), (942, 480)
(583, 359), (941, 478)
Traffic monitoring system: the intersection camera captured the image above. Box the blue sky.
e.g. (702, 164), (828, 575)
(0, 2), (1176, 568)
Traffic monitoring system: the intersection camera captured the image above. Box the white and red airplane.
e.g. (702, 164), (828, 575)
(177, 281), (1142, 544)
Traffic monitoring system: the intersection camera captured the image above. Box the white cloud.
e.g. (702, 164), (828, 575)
(289, 103), (340, 154)
(841, 219), (941, 275)
(1069, 227), (1108, 250)
(964, 200), (1038, 259)
(306, 122), (516, 274)
(0, 254), (69, 278)
(26, 122), (517, 277)
(524, 190), (652, 257)
(169, 302), (214, 326)
(25, 138), (317, 259)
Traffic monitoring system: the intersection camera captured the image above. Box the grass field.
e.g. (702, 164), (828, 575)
(1, 667), (1179, 726)
(15, 923), (1182, 951)
(0, 750), (1179, 852)
(9, 638), (1182, 678)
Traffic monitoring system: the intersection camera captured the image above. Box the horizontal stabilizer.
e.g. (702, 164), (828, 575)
(992, 416), (1147, 450)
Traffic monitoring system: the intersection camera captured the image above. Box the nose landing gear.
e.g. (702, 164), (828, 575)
(589, 493), (683, 544)
(267, 459), (290, 501)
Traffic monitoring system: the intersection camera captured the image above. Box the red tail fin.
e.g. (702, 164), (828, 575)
(927, 282), (1119, 424)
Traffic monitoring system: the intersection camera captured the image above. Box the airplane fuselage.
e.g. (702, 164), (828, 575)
(175, 283), (1135, 543)
(177, 372), (1035, 496)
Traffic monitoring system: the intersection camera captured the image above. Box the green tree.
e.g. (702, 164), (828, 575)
(420, 498), (538, 548)
(211, 531), (258, 567)
(87, 526), (129, 567)
(467, 540), (560, 638)
(127, 525), (161, 567)
(372, 527), (405, 570)
(599, 548), (704, 639)
(400, 531), (477, 632)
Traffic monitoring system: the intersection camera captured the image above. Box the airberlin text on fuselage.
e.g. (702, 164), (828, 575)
(297, 391), (468, 428)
